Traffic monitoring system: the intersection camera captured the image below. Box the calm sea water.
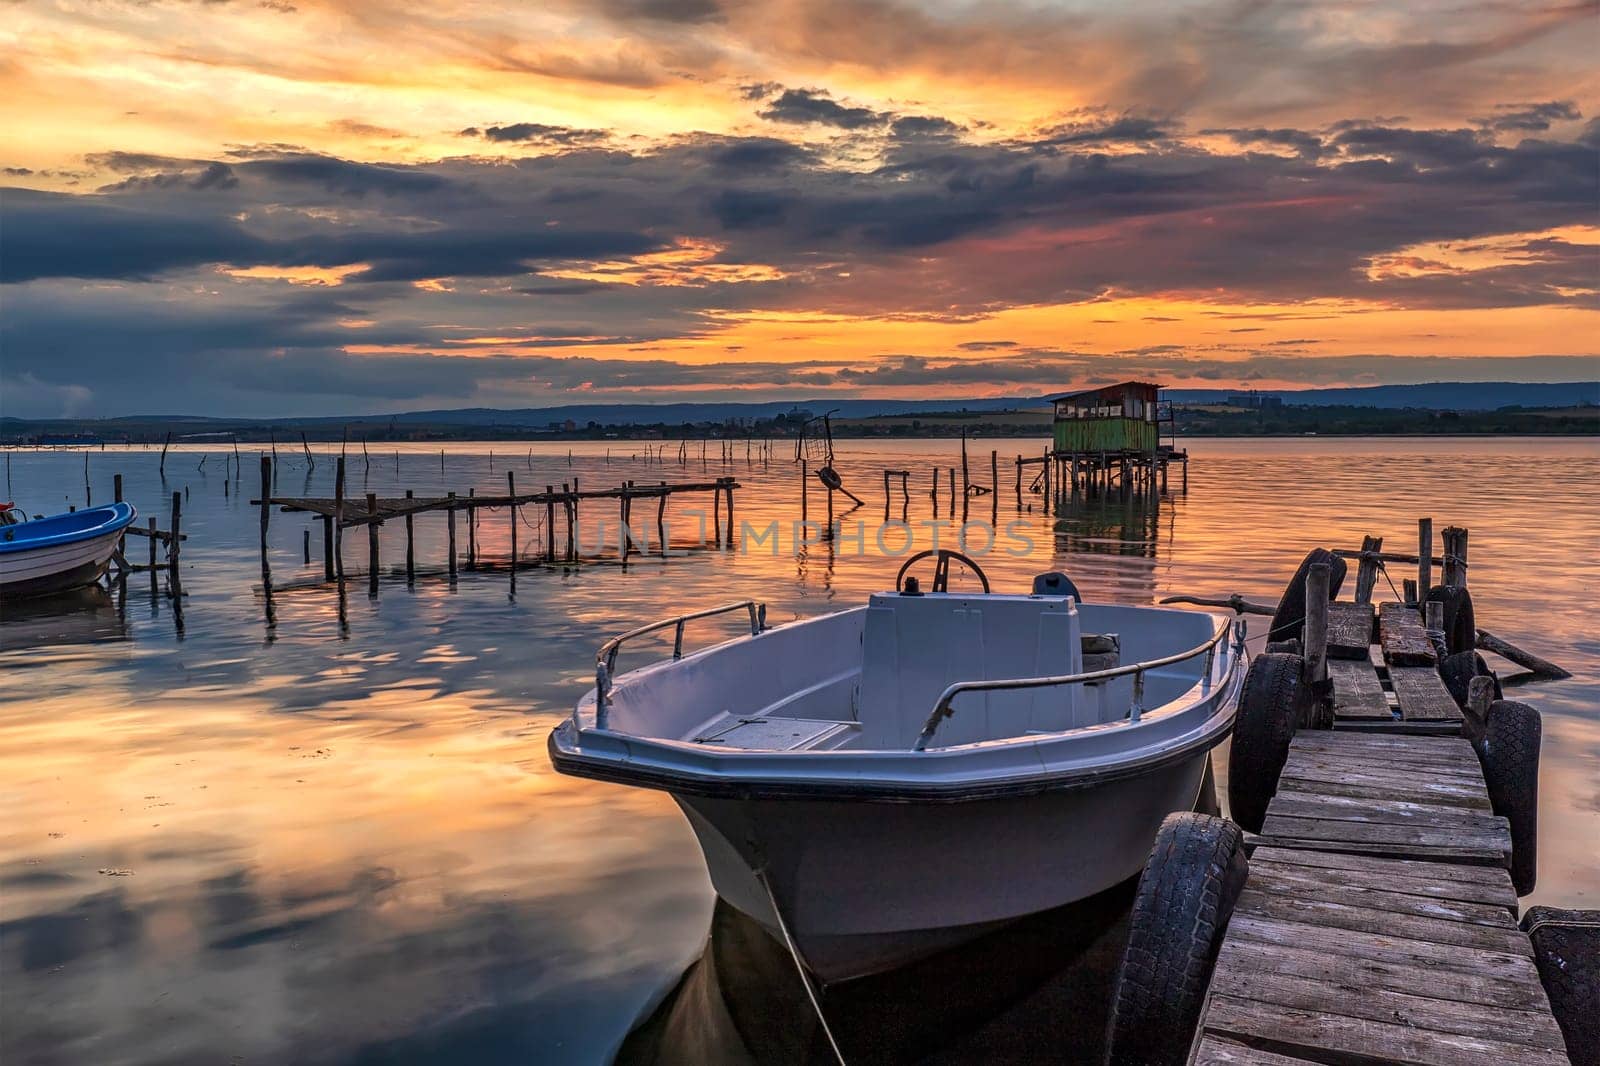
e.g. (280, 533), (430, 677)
(2, 437), (1596, 1064)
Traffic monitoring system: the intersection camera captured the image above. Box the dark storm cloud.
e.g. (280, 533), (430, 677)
(1204, 127), (1329, 159)
(462, 123), (611, 147)
(1478, 101), (1581, 133)
(758, 88), (887, 129)
(599, 0), (722, 22)
(889, 115), (965, 140)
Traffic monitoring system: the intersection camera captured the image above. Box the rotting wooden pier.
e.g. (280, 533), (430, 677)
(1183, 522), (1574, 1065)
(251, 456), (741, 595)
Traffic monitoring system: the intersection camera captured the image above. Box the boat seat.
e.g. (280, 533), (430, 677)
(692, 715), (859, 751)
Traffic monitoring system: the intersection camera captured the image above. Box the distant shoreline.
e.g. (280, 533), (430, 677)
(3, 401), (1597, 447)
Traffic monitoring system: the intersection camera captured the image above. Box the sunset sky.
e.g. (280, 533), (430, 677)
(2, 0), (1597, 417)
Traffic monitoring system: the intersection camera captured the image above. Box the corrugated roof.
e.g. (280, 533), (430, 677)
(1045, 381), (1164, 403)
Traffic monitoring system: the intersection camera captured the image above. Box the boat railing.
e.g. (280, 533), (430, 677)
(593, 600), (768, 729)
(913, 616), (1246, 751)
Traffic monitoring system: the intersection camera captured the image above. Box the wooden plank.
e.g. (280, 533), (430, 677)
(1211, 937), (1550, 1012)
(1275, 769), (1491, 810)
(1253, 836), (1509, 866)
(1210, 969), (1566, 1050)
(1325, 601), (1375, 659)
(1244, 863), (1519, 926)
(1249, 847), (1512, 891)
(1380, 600), (1438, 666)
(1233, 888), (1530, 954)
(1391, 665), (1465, 722)
(1192, 1036), (1318, 1065)
(1286, 731), (1477, 761)
(1265, 792), (1509, 835)
(1278, 753), (1486, 787)
(1259, 813), (1509, 858)
(1226, 914), (1543, 982)
(1327, 657), (1390, 718)
(1203, 995), (1570, 1066)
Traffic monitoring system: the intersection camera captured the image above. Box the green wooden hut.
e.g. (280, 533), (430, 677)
(1048, 382), (1162, 455)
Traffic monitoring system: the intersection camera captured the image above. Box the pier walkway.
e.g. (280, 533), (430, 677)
(1191, 596), (1569, 1063)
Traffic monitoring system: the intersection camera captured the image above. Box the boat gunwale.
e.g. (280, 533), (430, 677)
(0, 503), (137, 555)
(549, 601), (1245, 802)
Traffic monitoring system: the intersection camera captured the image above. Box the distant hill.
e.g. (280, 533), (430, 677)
(1168, 381), (1600, 411)
(2, 382), (1595, 439)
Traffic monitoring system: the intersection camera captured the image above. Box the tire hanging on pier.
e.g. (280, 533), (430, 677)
(1521, 906), (1600, 1066)
(1477, 699), (1541, 896)
(1227, 652), (1309, 834)
(1439, 650), (1501, 709)
(1268, 548), (1346, 644)
(1425, 585), (1476, 656)
(1104, 813), (1248, 1066)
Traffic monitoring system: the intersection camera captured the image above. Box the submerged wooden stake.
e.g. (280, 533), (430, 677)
(446, 492), (458, 579)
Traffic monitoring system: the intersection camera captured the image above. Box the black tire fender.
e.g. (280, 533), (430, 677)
(1478, 699), (1540, 896)
(1269, 548), (1347, 644)
(1439, 650), (1501, 709)
(1105, 812), (1249, 1066)
(1425, 585), (1476, 656)
(1228, 653), (1308, 833)
(1521, 907), (1600, 1066)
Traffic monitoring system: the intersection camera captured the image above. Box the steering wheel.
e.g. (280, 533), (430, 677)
(896, 549), (991, 594)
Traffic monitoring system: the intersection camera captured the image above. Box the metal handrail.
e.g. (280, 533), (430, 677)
(593, 600), (767, 729)
(913, 616), (1246, 751)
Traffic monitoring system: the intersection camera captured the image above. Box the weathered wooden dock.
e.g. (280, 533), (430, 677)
(1183, 523), (1572, 1065)
(252, 456), (741, 591)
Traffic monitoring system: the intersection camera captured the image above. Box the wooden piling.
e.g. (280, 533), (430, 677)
(724, 478), (735, 548)
(1353, 534), (1383, 604)
(333, 457), (346, 579)
(508, 473), (518, 570)
(1418, 517), (1433, 593)
(303, 528), (311, 564)
(1442, 526), (1468, 587)
(546, 483), (556, 563)
(148, 517), (158, 572)
(466, 488), (477, 568)
(446, 493), (458, 578)
(160, 431), (171, 477)
(322, 515), (334, 581)
(1305, 561), (1330, 691)
(366, 492), (380, 594)
(259, 456), (272, 553)
(404, 489), (415, 580)
(960, 430), (970, 498)
(114, 473), (123, 503)
(656, 481), (667, 554)
(801, 460), (809, 524)
(168, 492), (183, 600)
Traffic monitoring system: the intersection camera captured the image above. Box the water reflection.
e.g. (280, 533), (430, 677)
(0, 585), (127, 651)
(0, 438), (1596, 1065)
(620, 883), (1134, 1066)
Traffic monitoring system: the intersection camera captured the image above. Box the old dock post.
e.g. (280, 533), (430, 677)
(1418, 516), (1433, 593)
(446, 492), (458, 579)
(366, 492), (379, 597)
(466, 488), (477, 568)
(333, 456), (346, 580)
(508, 473), (518, 571)
(404, 489), (415, 581)
(546, 484), (557, 563)
(259, 456), (272, 557)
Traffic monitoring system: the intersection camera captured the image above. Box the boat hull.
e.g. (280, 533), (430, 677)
(675, 748), (1210, 981)
(0, 529), (124, 598)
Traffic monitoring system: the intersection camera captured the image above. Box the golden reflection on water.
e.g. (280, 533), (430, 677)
(1, 437), (1596, 1063)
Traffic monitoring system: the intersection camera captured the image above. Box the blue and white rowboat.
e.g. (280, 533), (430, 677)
(0, 503), (138, 598)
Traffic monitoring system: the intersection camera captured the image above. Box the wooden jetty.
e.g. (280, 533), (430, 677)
(1180, 522), (1573, 1065)
(252, 456), (740, 588)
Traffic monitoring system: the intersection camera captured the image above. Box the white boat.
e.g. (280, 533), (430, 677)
(550, 552), (1247, 981)
(0, 502), (137, 599)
